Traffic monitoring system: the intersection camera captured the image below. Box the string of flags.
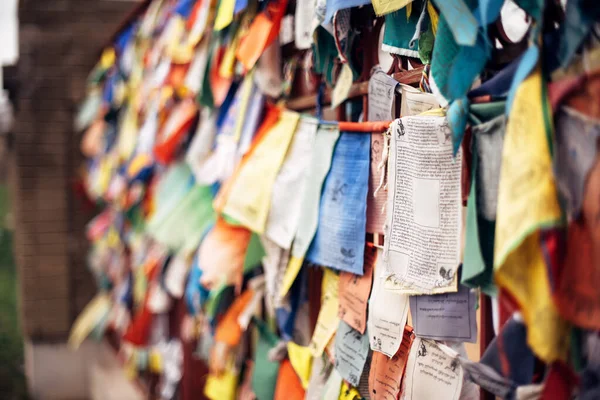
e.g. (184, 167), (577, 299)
(69, 0), (600, 399)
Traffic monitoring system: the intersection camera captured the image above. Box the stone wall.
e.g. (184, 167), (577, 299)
(11, 0), (136, 341)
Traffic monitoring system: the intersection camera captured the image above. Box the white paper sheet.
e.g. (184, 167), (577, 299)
(400, 84), (439, 117)
(383, 117), (462, 294)
(402, 338), (463, 400)
(367, 248), (409, 357)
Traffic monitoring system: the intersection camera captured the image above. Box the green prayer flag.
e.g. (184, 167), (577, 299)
(147, 184), (216, 253)
(243, 233), (266, 272)
(251, 319), (281, 400)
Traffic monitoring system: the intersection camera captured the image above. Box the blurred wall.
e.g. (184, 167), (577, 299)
(10, 0), (134, 341)
(7, 1), (150, 398)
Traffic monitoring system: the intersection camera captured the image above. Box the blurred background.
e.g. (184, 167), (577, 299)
(1, 1), (149, 399)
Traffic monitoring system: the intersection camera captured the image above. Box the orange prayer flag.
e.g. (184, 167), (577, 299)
(153, 98), (198, 164)
(210, 46), (234, 107)
(198, 218), (252, 289)
(214, 289), (255, 346)
(81, 119), (106, 157)
(235, 0), (288, 71)
(166, 63), (190, 89)
(274, 359), (305, 400)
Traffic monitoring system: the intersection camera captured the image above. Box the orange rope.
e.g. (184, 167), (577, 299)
(338, 121), (392, 133)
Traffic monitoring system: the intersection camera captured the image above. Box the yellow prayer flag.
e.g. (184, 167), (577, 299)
(68, 293), (111, 350)
(171, 45), (195, 64)
(124, 352), (139, 380)
(100, 48), (116, 70)
(339, 382), (362, 400)
(287, 342), (313, 389)
(371, 0), (414, 16)
(222, 111), (300, 233)
(494, 66), (569, 362)
(427, 1), (439, 36)
(204, 363), (238, 400)
(309, 269), (340, 357)
(495, 233), (570, 362)
(96, 155), (116, 197)
(214, 0), (236, 31)
(219, 31), (243, 79)
(232, 71), (255, 142)
(280, 256), (304, 298)
(117, 106), (139, 161)
(418, 107), (446, 117)
(149, 349), (163, 373)
(331, 63), (354, 109)
(166, 16), (186, 54)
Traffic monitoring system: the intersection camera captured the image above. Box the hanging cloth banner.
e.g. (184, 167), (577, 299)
(431, 0), (478, 46)
(462, 108), (506, 295)
(371, 0), (414, 16)
(236, 0), (289, 71)
(557, 0), (600, 68)
(324, 0), (371, 23)
(494, 66), (570, 363)
(305, 132), (370, 275)
(382, 3), (422, 58)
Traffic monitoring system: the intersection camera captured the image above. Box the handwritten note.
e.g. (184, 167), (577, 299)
(265, 117), (318, 249)
(409, 285), (477, 342)
(367, 69), (398, 234)
(368, 69), (398, 122)
(402, 338), (463, 400)
(222, 110), (300, 234)
(338, 244), (375, 334)
(368, 248), (410, 357)
(305, 132), (370, 275)
(310, 269), (341, 357)
(368, 133), (388, 235)
(368, 326), (414, 400)
(334, 321), (370, 386)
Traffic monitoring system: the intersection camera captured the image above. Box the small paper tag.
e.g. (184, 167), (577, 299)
(331, 63), (353, 109)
